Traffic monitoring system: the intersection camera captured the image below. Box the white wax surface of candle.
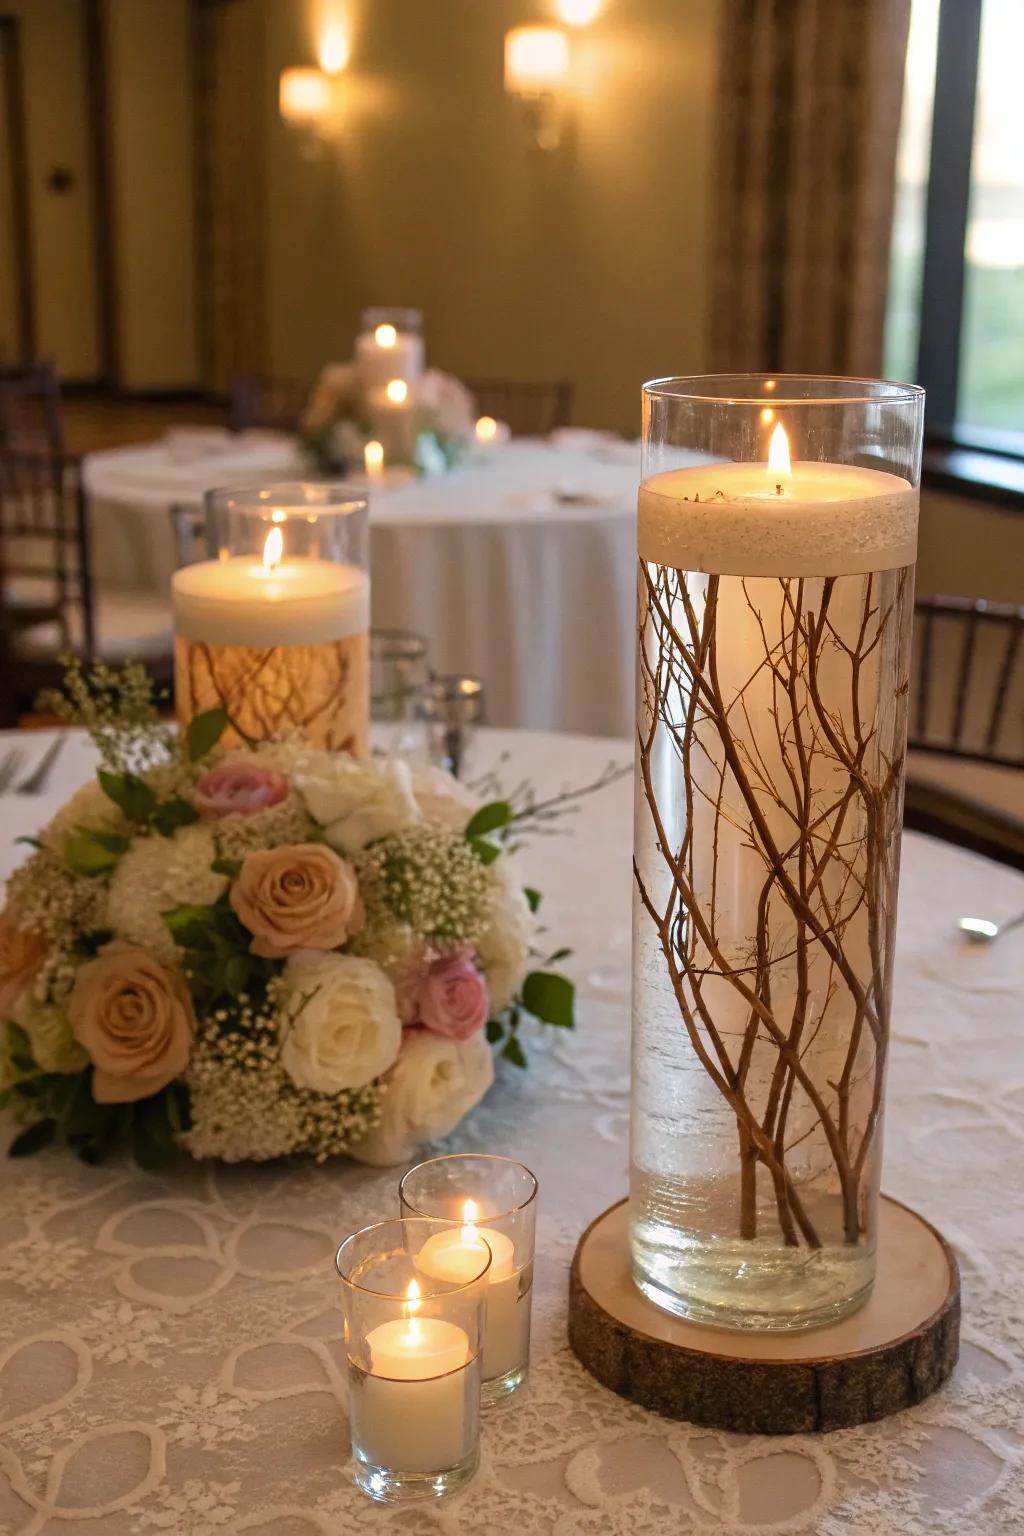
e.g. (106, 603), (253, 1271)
(172, 558), (369, 646)
(416, 1228), (527, 1381)
(638, 460), (919, 577)
(357, 1316), (473, 1473)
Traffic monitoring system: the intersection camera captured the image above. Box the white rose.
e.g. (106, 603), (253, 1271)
(280, 951), (401, 1093)
(349, 1029), (494, 1167)
(408, 762), (481, 832)
(296, 757), (420, 854)
(475, 857), (534, 1013)
(106, 823), (227, 965)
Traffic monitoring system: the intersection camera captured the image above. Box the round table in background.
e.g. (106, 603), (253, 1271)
(84, 433), (640, 737)
(1, 726), (1022, 1535)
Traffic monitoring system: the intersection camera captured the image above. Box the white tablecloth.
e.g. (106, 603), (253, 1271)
(84, 434), (640, 737)
(2, 728), (1022, 1536)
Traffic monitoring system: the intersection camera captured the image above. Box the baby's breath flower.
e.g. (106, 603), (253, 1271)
(213, 797), (315, 859)
(353, 824), (492, 946)
(5, 849), (106, 943)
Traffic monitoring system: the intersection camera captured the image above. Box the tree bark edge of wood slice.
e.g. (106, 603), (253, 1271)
(568, 1195), (960, 1434)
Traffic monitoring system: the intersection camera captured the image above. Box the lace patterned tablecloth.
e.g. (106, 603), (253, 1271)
(1, 728), (1022, 1535)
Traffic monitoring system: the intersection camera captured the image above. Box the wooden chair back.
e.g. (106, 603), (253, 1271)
(0, 449), (94, 659)
(909, 595), (1024, 770)
(465, 378), (573, 437)
(229, 374), (310, 434)
(0, 362), (66, 453)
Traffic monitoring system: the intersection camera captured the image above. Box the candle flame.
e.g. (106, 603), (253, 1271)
(262, 526), (284, 570)
(386, 378), (408, 404)
(768, 421), (791, 475)
(405, 1276), (421, 1342)
(461, 1198), (479, 1233)
(475, 415), (497, 442)
(374, 322), (397, 348)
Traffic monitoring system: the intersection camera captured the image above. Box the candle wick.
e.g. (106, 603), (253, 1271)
(775, 482), (782, 496)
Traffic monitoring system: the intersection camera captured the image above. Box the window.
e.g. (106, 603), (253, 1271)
(885, 0), (1024, 455)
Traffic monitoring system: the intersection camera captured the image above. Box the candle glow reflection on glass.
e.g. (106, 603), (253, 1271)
(386, 378), (409, 404)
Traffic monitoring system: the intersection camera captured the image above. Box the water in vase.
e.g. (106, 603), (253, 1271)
(630, 560), (914, 1330)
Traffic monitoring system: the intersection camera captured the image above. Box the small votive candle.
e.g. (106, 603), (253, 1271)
(364, 439), (384, 481)
(336, 1217), (490, 1504)
(474, 415), (511, 449)
(401, 1154), (537, 1404)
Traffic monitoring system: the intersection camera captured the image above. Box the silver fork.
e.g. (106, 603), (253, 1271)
(15, 734), (67, 795)
(0, 747), (25, 794)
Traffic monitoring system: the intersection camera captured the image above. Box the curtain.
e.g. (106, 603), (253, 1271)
(710, 0), (912, 376)
(193, 0), (268, 393)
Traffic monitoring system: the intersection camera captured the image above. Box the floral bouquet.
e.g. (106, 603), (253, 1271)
(0, 664), (576, 1170)
(300, 363), (476, 475)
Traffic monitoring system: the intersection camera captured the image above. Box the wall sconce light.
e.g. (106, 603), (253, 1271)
(504, 25), (571, 151)
(280, 66), (332, 129)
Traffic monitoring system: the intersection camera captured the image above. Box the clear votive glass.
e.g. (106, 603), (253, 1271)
(172, 482), (369, 753)
(400, 1154), (537, 1405)
(336, 1217), (490, 1504)
(370, 628), (431, 721)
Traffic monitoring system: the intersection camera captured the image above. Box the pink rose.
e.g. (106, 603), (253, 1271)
(418, 953), (490, 1041)
(0, 911), (45, 1017)
(68, 941), (195, 1103)
(193, 763), (289, 820)
(230, 843), (364, 958)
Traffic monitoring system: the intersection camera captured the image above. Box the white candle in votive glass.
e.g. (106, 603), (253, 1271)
(358, 1281), (473, 1474)
(355, 321), (425, 394)
(417, 1201), (527, 1382)
(171, 534), (370, 648)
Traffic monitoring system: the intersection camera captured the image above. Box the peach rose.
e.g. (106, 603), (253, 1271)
(230, 843), (364, 958)
(68, 941), (195, 1103)
(0, 911), (45, 1017)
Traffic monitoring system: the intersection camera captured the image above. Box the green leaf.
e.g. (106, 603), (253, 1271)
(14, 835), (43, 849)
(8, 1119), (56, 1156)
(468, 837), (502, 866)
(485, 1018), (504, 1044)
(522, 971), (575, 1029)
(165, 903), (218, 940)
(524, 887), (542, 913)
(186, 707), (228, 762)
(98, 768), (157, 822)
(152, 797), (200, 837)
(501, 1035), (528, 1069)
(546, 947), (573, 964)
(73, 928), (115, 959)
(131, 1094), (179, 1172)
(465, 802), (512, 840)
(65, 826), (129, 877)
(211, 856), (243, 878)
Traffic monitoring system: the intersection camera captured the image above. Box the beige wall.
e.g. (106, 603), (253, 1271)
(260, 0), (720, 434)
(103, 0), (199, 389)
(918, 488), (1024, 604)
(3, 0), (100, 377)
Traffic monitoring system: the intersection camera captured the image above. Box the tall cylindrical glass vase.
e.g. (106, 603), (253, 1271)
(630, 376), (924, 1330)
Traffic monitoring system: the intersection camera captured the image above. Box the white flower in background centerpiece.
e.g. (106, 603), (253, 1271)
(106, 824), (227, 964)
(475, 856), (535, 1013)
(296, 757), (420, 854)
(419, 368), (476, 443)
(349, 1028), (494, 1167)
(279, 950), (401, 1093)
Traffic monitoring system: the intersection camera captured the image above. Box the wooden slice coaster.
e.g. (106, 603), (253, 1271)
(568, 1195), (959, 1434)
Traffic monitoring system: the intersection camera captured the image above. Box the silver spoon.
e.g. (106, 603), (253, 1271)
(957, 911), (1024, 944)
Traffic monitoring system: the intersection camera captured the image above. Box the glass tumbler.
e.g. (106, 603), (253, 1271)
(631, 375), (924, 1330)
(336, 1217), (490, 1504)
(400, 1153), (537, 1403)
